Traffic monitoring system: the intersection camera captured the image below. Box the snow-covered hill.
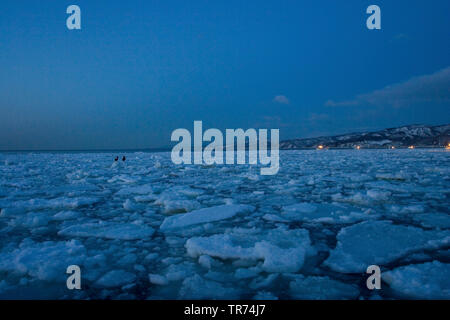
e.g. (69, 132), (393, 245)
(280, 124), (450, 149)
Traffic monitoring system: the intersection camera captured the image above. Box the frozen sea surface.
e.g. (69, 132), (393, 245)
(0, 150), (449, 299)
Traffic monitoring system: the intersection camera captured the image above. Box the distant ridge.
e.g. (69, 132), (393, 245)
(280, 124), (450, 149)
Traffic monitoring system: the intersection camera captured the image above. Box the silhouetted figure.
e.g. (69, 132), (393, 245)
(122, 156), (126, 162)
(114, 156), (119, 161)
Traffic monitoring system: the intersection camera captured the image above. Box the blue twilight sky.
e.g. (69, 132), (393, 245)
(0, 0), (449, 150)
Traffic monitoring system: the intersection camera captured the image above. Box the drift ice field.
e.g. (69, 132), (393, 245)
(0, 149), (449, 299)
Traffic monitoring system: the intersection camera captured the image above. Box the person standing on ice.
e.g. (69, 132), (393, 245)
(122, 156), (126, 162)
(114, 156), (118, 161)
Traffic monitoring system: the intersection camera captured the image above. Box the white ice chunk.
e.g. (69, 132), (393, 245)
(148, 274), (169, 286)
(384, 261), (450, 299)
(325, 220), (450, 273)
(159, 199), (201, 214)
(0, 240), (86, 281)
(164, 262), (197, 282)
(160, 204), (254, 231)
(186, 227), (313, 273)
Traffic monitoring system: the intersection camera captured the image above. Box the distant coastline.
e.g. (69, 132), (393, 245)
(280, 124), (450, 150)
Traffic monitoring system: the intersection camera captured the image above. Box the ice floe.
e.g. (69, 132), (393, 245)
(384, 261), (450, 299)
(325, 220), (450, 273)
(160, 204), (254, 231)
(186, 227), (314, 273)
(0, 239), (86, 281)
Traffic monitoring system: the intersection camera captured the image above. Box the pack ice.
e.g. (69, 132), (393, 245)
(0, 150), (448, 299)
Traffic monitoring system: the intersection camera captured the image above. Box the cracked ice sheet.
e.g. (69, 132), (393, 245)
(384, 261), (450, 299)
(186, 227), (314, 273)
(324, 220), (450, 273)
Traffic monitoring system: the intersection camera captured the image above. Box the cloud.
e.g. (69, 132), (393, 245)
(273, 95), (290, 104)
(325, 66), (450, 108)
